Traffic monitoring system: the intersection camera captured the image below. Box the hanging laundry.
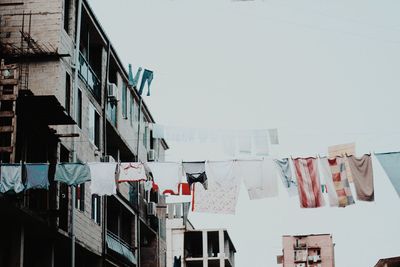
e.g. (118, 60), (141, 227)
(274, 158), (298, 197)
(179, 182), (191, 195)
(138, 69), (153, 96)
(347, 154), (374, 201)
(318, 157), (339, 207)
(0, 164), (24, 194)
(292, 158), (325, 208)
(25, 163), (50, 190)
(234, 159), (278, 200)
(55, 163), (91, 186)
(193, 161), (240, 214)
(252, 129), (270, 156)
(328, 143), (356, 182)
(375, 152), (400, 197)
(89, 162), (117, 196)
(146, 162), (182, 195)
(118, 162), (147, 182)
(327, 157), (354, 207)
(183, 162), (208, 190)
(268, 128), (279, 145)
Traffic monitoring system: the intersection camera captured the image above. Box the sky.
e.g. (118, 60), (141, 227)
(89, 0), (400, 266)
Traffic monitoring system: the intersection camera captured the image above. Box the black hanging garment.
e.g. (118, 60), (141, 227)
(182, 162), (208, 190)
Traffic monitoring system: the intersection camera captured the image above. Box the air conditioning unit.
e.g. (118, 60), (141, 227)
(147, 202), (157, 216)
(148, 149), (156, 161)
(103, 155), (116, 162)
(107, 83), (118, 101)
(314, 255), (321, 262)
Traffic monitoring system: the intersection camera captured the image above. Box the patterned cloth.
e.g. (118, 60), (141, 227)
(118, 162), (147, 182)
(274, 158), (298, 197)
(347, 154), (374, 201)
(292, 158), (325, 208)
(328, 157), (354, 207)
(193, 161), (240, 214)
(375, 152), (400, 197)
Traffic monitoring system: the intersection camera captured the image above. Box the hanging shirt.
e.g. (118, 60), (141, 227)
(193, 161), (240, 214)
(146, 162), (182, 195)
(292, 158), (325, 208)
(183, 162), (208, 190)
(25, 163), (50, 190)
(0, 164), (24, 194)
(327, 157), (355, 207)
(89, 162), (117, 196)
(274, 158), (298, 197)
(375, 152), (400, 197)
(118, 162), (147, 182)
(347, 154), (374, 201)
(318, 157), (339, 207)
(55, 163), (91, 186)
(234, 159), (278, 200)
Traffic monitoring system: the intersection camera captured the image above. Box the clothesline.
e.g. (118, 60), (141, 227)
(1, 151), (400, 216)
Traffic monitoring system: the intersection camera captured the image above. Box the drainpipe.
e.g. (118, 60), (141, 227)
(71, 0), (83, 266)
(102, 42), (111, 266)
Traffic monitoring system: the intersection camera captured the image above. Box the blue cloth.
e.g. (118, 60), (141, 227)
(55, 163), (91, 186)
(138, 69), (153, 96)
(0, 164), (24, 194)
(375, 152), (400, 197)
(274, 158), (298, 196)
(25, 163), (50, 190)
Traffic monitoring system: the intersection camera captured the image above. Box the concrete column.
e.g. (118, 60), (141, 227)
(218, 230), (224, 267)
(202, 231), (208, 267)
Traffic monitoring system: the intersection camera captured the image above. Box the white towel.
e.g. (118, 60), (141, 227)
(146, 162), (182, 195)
(0, 164), (24, 193)
(234, 159), (278, 200)
(89, 163), (117, 196)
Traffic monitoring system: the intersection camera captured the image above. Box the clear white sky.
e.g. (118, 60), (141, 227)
(90, 0), (400, 266)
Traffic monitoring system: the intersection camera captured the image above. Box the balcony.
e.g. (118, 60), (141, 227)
(106, 230), (137, 265)
(78, 52), (101, 100)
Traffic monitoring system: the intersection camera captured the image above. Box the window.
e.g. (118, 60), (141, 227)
(65, 73), (71, 115)
(63, 0), (71, 34)
(91, 195), (101, 225)
(88, 103), (100, 147)
(122, 83), (127, 119)
(143, 124), (148, 148)
(75, 184), (85, 212)
(77, 89), (82, 128)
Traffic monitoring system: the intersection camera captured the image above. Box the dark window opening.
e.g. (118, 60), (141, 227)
(63, 0), (71, 34)
(91, 194), (101, 225)
(75, 183), (85, 212)
(77, 89), (82, 128)
(65, 72), (71, 114)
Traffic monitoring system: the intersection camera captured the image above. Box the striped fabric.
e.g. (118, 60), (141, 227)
(293, 158), (325, 208)
(328, 157), (355, 207)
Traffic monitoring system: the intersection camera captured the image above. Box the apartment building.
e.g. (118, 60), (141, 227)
(166, 203), (236, 267)
(277, 234), (335, 267)
(374, 256), (400, 267)
(0, 0), (168, 266)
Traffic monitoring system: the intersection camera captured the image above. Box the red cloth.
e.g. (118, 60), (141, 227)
(179, 183), (191, 195)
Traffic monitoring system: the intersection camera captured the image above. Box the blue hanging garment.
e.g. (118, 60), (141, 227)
(138, 69), (154, 96)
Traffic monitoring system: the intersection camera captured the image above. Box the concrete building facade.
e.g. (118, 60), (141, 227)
(166, 203), (236, 267)
(277, 234), (335, 267)
(0, 0), (168, 266)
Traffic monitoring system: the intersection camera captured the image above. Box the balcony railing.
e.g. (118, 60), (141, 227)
(106, 230), (137, 265)
(78, 52), (101, 100)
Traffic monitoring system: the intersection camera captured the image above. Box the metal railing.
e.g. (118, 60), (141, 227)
(106, 230), (136, 264)
(78, 52), (101, 100)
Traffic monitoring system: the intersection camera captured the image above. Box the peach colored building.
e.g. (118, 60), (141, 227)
(277, 234), (335, 267)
